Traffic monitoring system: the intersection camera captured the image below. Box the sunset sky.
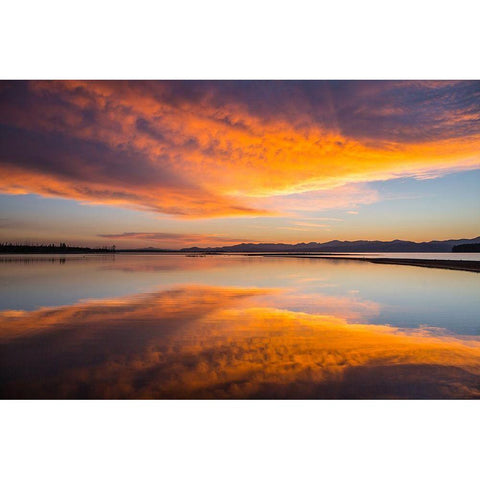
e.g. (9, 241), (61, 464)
(1, 80), (479, 248)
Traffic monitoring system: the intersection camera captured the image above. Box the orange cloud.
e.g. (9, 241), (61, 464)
(97, 231), (252, 246)
(1, 81), (479, 217)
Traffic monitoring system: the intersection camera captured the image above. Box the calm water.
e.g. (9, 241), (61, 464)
(1, 253), (479, 398)
(282, 252), (480, 261)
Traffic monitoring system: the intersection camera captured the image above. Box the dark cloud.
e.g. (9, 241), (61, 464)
(147, 80), (480, 143)
(329, 80), (480, 142)
(0, 125), (180, 188)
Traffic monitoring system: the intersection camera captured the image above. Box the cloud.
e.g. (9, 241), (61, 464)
(258, 184), (379, 213)
(0, 123), (265, 218)
(0, 81), (479, 217)
(302, 216), (344, 222)
(293, 222), (330, 228)
(97, 231), (251, 246)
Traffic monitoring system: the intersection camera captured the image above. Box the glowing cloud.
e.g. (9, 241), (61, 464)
(97, 231), (252, 246)
(1, 81), (479, 218)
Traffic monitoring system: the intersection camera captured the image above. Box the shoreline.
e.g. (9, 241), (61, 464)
(247, 254), (480, 273)
(1, 251), (479, 272)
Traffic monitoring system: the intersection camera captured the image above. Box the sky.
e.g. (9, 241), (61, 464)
(0, 80), (479, 248)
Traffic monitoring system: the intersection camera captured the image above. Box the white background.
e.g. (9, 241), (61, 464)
(1, 1), (479, 478)
(2, 0), (479, 79)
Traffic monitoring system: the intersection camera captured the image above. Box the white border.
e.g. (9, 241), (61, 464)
(1, 0), (479, 79)
(1, 400), (478, 479)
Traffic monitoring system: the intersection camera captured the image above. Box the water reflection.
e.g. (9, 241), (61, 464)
(2, 254), (479, 334)
(2, 285), (480, 399)
(0, 254), (115, 264)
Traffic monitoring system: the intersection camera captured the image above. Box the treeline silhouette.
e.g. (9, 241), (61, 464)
(452, 243), (480, 253)
(0, 242), (116, 254)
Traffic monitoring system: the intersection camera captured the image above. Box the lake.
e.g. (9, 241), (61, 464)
(1, 253), (480, 398)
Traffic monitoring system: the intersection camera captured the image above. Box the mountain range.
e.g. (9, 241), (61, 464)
(180, 237), (480, 253)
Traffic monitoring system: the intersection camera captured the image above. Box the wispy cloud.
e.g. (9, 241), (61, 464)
(97, 231), (251, 246)
(259, 184), (379, 213)
(302, 217), (344, 222)
(293, 222), (331, 228)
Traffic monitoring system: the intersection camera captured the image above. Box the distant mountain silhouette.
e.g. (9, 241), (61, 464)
(180, 236), (480, 253)
(452, 243), (480, 253)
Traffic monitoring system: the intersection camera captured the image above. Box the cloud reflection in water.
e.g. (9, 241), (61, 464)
(1, 285), (480, 399)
